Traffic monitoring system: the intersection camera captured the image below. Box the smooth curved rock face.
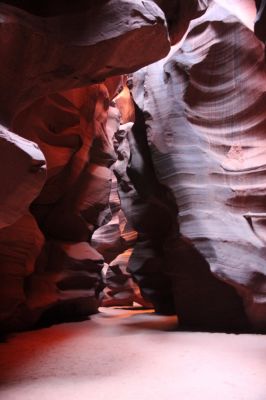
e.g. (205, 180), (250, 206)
(15, 84), (116, 237)
(3, 0), (265, 333)
(132, 1), (266, 330)
(0, 128), (46, 229)
(102, 249), (152, 307)
(26, 242), (105, 327)
(0, 1), (170, 332)
(113, 116), (178, 314)
(0, 0), (170, 125)
(92, 101), (148, 308)
(216, 0), (256, 30)
(0, 213), (44, 332)
(0, 0), (170, 223)
(155, 0), (210, 44)
(1, 84), (116, 331)
(92, 172), (136, 265)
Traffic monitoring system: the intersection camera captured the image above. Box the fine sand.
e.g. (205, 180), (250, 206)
(0, 307), (265, 400)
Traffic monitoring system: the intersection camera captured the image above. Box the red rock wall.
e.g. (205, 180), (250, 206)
(1, 0), (266, 333)
(0, 0), (170, 332)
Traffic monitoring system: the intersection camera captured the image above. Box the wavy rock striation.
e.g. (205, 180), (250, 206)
(0, 0), (170, 332)
(131, 0), (266, 331)
(113, 115), (178, 314)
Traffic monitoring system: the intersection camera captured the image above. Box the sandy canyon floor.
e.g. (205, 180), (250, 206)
(0, 307), (265, 400)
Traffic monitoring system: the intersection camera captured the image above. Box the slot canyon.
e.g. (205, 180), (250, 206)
(0, 0), (266, 399)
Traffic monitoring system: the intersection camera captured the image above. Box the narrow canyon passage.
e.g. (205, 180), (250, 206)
(0, 1), (266, 398)
(0, 307), (266, 400)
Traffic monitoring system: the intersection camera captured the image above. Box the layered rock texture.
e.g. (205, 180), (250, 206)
(0, 0), (170, 332)
(1, 0), (266, 333)
(128, 1), (266, 331)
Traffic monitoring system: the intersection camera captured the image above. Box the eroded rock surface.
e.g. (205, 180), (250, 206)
(0, 0), (170, 332)
(1, 0), (266, 333)
(112, 116), (178, 314)
(0, 129), (46, 229)
(131, 0), (266, 330)
(0, 0), (170, 124)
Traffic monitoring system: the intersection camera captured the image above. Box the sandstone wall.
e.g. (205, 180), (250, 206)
(0, 0), (170, 332)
